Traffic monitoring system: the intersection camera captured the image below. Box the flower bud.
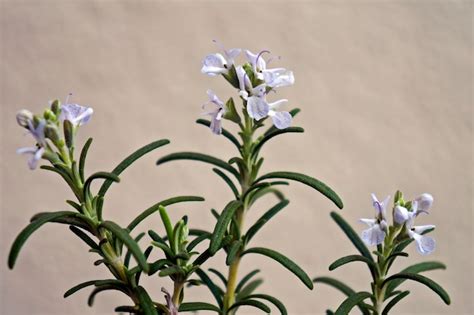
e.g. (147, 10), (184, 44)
(415, 193), (434, 212)
(393, 205), (409, 225)
(63, 120), (75, 148)
(50, 99), (61, 115)
(16, 110), (33, 128)
(43, 109), (56, 121)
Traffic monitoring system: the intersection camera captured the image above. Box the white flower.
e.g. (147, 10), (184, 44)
(16, 110), (34, 128)
(405, 198), (436, 255)
(202, 90), (225, 135)
(415, 193), (434, 213)
(393, 205), (410, 224)
(261, 68), (295, 88)
(60, 104), (93, 127)
(360, 194), (390, 246)
(245, 50), (295, 88)
(246, 96), (292, 129)
(17, 120), (46, 170)
(201, 41), (241, 76)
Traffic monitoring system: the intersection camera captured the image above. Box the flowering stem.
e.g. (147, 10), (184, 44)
(223, 107), (255, 314)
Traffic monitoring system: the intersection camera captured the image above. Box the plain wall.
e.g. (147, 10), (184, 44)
(1, 1), (472, 314)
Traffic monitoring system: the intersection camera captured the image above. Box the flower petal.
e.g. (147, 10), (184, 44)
(359, 218), (377, 227)
(361, 224), (386, 246)
(415, 193), (434, 213)
(410, 232), (436, 255)
(201, 53), (227, 76)
(268, 110), (292, 129)
(247, 96), (269, 120)
(263, 68), (295, 88)
(393, 205), (410, 224)
(412, 224), (436, 234)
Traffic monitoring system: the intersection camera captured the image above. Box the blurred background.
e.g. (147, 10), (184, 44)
(0, 1), (472, 314)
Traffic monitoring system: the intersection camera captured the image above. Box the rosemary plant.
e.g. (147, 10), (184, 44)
(155, 43), (343, 314)
(9, 99), (207, 314)
(7, 41), (451, 315)
(314, 191), (451, 315)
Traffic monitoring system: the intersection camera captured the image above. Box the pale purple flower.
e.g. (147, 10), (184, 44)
(247, 96), (292, 129)
(16, 110), (34, 128)
(59, 103), (93, 127)
(201, 41), (241, 76)
(17, 120), (46, 170)
(394, 194), (436, 255)
(360, 194), (390, 246)
(245, 50), (295, 88)
(202, 90), (225, 135)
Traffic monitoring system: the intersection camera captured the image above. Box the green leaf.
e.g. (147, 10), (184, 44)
(330, 212), (374, 262)
(384, 261), (446, 297)
(223, 97), (242, 123)
(84, 171), (120, 195)
(157, 152), (240, 179)
(148, 259), (171, 276)
(382, 291), (410, 315)
(196, 119), (241, 149)
(328, 255), (377, 275)
(134, 286), (157, 315)
(245, 200), (289, 244)
(195, 268), (223, 308)
(228, 299), (270, 313)
(66, 200), (83, 212)
(87, 284), (127, 306)
(255, 172), (343, 209)
(236, 279), (263, 301)
(30, 211), (92, 231)
(246, 294), (287, 315)
(209, 200), (242, 254)
(213, 168), (239, 198)
(187, 232), (211, 251)
(63, 280), (100, 298)
(242, 247), (313, 289)
(8, 211), (77, 269)
(252, 127), (304, 158)
(208, 268), (228, 286)
(313, 277), (370, 315)
(79, 137), (93, 182)
(226, 240), (242, 266)
(99, 221), (149, 273)
(159, 265), (184, 277)
(179, 302), (221, 313)
(115, 305), (139, 313)
(69, 226), (99, 250)
(236, 269), (261, 293)
(124, 232), (145, 268)
(248, 187), (286, 207)
(98, 139), (170, 198)
(383, 272), (450, 305)
(334, 291), (373, 315)
(127, 196), (204, 232)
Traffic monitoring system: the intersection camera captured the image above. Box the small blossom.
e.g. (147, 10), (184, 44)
(17, 119), (46, 170)
(393, 205), (410, 224)
(59, 103), (93, 127)
(201, 41), (241, 76)
(247, 96), (292, 129)
(360, 194), (390, 246)
(245, 50), (295, 88)
(202, 90), (225, 135)
(414, 193), (434, 213)
(405, 198), (436, 255)
(16, 110), (34, 128)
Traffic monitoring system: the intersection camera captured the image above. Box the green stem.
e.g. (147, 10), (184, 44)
(223, 110), (255, 314)
(172, 280), (185, 308)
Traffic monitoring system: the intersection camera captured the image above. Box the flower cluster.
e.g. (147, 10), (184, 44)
(16, 95), (93, 170)
(360, 192), (436, 255)
(201, 41), (295, 134)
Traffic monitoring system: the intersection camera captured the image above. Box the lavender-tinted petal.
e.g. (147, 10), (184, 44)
(269, 110), (292, 129)
(247, 96), (269, 120)
(361, 224), (386, 246)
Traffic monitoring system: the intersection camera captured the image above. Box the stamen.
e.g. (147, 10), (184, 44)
(255, 50), (270, 70)
(212, 39), (225, 52)
(65, 92), (73, 104)
(267, 55), (281, 65)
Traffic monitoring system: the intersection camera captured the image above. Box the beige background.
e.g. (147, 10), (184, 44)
(0, 1), (472, 314)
